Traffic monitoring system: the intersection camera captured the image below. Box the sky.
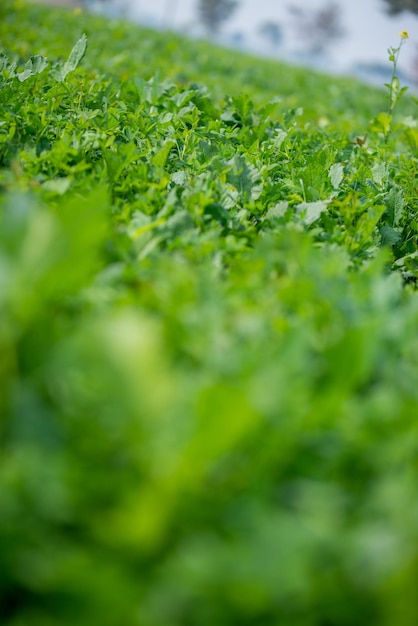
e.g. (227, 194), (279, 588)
(115, 0), (418, 78)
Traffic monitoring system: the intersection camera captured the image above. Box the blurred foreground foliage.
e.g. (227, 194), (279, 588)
(1, 2), (418, 625)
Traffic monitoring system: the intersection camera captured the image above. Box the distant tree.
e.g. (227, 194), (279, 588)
(288, 2), (345, 56)
(382, 0), (418, 13)
(197, 0), (239, 35)
(230, 31), (246, 48)
(258, 21), (283, 49)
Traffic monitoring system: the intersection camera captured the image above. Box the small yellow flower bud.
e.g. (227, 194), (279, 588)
(399, 30), (409, 39)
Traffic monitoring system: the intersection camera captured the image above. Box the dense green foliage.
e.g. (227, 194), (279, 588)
(1, 2), (418, 625)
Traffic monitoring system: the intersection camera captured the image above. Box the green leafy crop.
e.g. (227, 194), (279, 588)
(0, 2), (418, 626)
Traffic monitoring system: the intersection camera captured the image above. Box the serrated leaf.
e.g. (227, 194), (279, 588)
(329, 163), (344, 190)
(30, 55), (48, 75)
(64, 33), (87, 75)
(221, 185), (239, 209)
(297, 200), (328, 226)
(52, 34), (87, 82)
(273, 129), (288, 149)
(227, 154), (261, 202)
(171, 171), (187, 185)
(371, 162), (388, 186)
(380, 225), (402, 247)
(17, 55), (47, 82)
(17, 66), (33, 82)
(266, 201), (288, 219)
(0, 53), (17, 79)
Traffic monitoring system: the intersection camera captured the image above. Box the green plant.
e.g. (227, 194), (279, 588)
(0, 3), (418, 626)
(386, 30), (409, 115)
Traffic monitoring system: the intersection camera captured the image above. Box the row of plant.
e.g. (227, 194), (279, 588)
(0, 2), (418, 625)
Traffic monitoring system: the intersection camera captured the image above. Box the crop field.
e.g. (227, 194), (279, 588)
(1, 2), (418, 625)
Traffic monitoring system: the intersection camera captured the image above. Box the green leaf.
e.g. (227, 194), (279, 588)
(297, 200), (329, 225)
(391, 76), (400, 95)
(371, 112), (392, 135)
(30, 54), (48, 75)
(226, 154), (261, 202)
(17, 55), (48, 82)
(0, 52), (9, 72)
(42, 178), (71, 195)
(380, 225), (402, 247)
(52, 34), (87, 82)
(385, 187), (404, 227)
(266, 201), (288, 219)
(273, 129), (288, 150)
(266, 200), (289, 219)
(329, 163), (344, 190)
(371, 162), (388, 186)
(171, 170), (187, 185)
(152, 140), (176, 168)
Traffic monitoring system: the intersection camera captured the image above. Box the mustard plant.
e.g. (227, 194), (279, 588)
(386, 30), (409, 116)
